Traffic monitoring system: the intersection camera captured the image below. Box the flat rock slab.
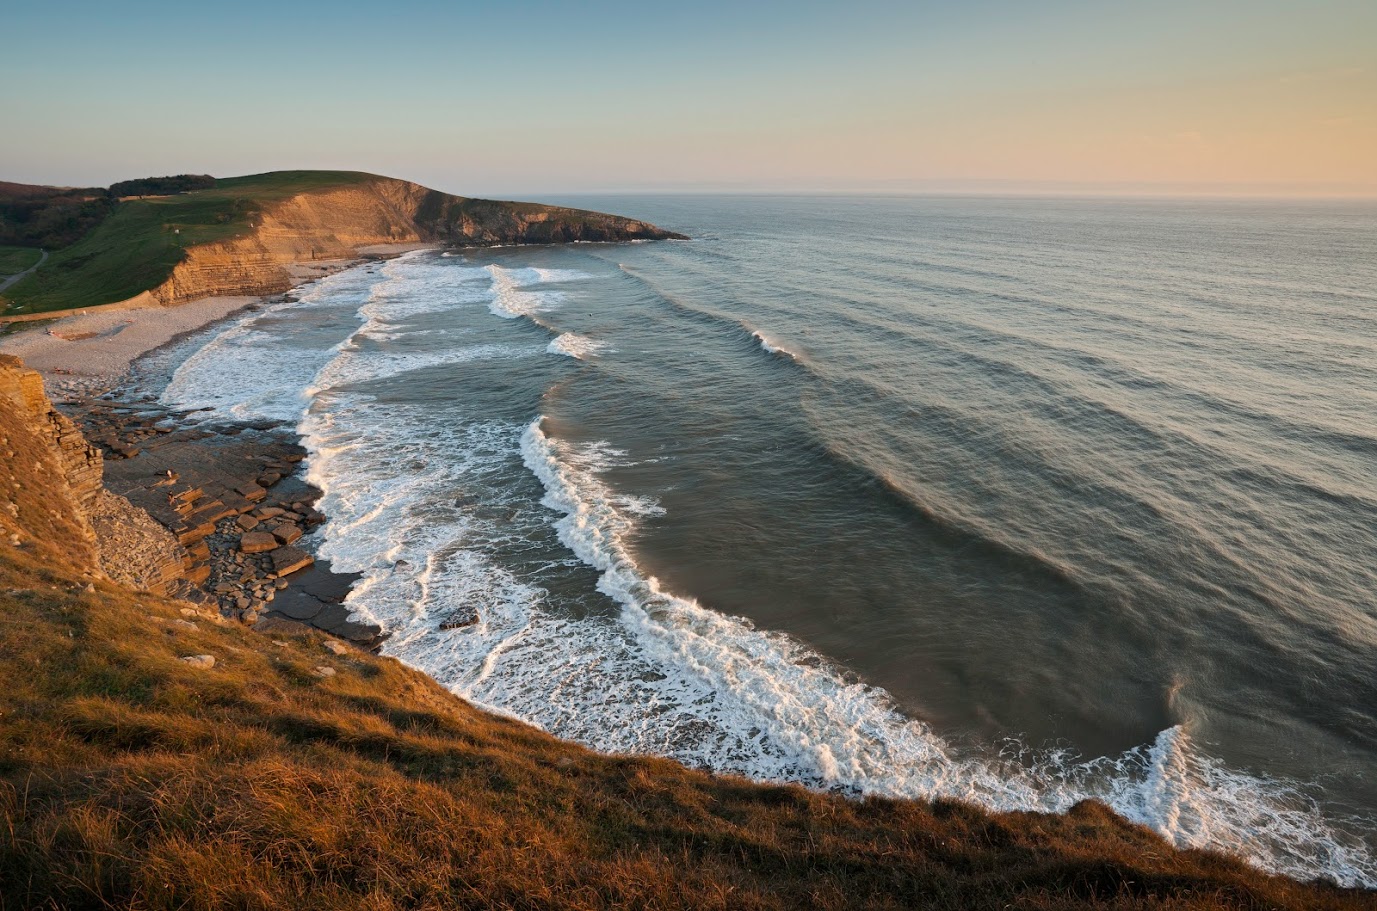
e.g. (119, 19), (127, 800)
(333, 620), (384, 643)
(312, 603), (356, 631)
(240, 531), (278, 554)
(288, 561), (360, 603)
(270, 592), (324, 621)
(269, 545), (313, 576)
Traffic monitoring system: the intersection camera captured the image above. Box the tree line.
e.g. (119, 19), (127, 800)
(0, 175), (216, 249)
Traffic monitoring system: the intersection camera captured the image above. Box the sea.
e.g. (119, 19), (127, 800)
(151, 194), (1377, 887)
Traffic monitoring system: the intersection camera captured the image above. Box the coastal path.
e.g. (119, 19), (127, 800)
(0, 249), (48, 294)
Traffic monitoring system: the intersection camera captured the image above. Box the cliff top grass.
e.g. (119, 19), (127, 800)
(0, 171), (379, 315)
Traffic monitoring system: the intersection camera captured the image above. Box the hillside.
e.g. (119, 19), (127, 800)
(0, 357), (1371, 909)
(0, 180), (111, 251)
(0, 171), (684, 315)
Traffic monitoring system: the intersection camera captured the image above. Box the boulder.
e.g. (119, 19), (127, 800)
(240, 531), (278, 554)
(237, 483), (267, 502)
(180, 654), (215, 669)
(272, 524), (303, 545)
(269, 545), (313, 577)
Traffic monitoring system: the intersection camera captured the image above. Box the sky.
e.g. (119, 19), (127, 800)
(2, 0), (1374, 196)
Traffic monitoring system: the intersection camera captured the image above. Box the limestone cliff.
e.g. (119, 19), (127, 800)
(152, 176), (685, 305)
(0, 355), (183, 591)
(0, 354), (103, 570)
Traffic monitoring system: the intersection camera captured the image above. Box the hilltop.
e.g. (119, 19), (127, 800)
(0, 171), (684, 315)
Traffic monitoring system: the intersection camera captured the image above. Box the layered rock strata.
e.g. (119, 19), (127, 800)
(0, 355), (182, 592)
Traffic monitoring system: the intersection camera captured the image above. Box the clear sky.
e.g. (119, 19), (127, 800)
(2, 0), (1374, 196)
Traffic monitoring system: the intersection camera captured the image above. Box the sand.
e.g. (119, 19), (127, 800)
(0, 244), (438, 399)
(0, 296), (262, 398)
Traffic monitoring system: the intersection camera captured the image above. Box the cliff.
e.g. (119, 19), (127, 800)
(0, 356), (1369, 909)
(1, 171), (686, 314)
(0, 354), (102, 569)
(0, 355), (184, 592)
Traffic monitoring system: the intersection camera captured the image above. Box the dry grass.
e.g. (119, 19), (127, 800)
(1, 544), (1373, 911)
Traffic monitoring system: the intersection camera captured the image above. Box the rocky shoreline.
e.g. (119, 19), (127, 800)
(65, 383), (385, 650)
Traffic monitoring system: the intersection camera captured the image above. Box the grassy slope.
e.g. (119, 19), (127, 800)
(0, 246), (42, 277)
(0, 172), (376, 315)
(0, 397), (1368, 911)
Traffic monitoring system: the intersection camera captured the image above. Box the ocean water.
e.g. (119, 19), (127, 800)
(159, 195), (1377, 887)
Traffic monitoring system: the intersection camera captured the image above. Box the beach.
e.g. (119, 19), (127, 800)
(0, 296), (263, 398)
(0, 243), (437, 399)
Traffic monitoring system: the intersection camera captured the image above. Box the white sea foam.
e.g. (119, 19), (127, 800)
(486, 266), (593, 321)
(547, 332), (610, 360)
(161, 265), (380, 422)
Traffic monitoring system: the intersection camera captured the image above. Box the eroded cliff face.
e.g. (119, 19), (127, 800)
(0, 355), (183, 591)
(152, 178), (682, 305)
(0, 354), (103, 570)
(153, 181), (428, 304)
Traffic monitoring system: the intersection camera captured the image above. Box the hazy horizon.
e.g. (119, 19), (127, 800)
(4, 0), (1374, 198)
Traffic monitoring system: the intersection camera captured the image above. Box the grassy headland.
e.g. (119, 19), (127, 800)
(0, 171), (681, 316)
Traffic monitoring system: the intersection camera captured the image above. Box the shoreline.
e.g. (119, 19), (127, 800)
(0, 244), (436, 400)
(24, 253), (410, 647)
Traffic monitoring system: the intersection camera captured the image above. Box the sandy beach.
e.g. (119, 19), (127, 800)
(0, 296), (263, 398)
(0, 243), (437, 400)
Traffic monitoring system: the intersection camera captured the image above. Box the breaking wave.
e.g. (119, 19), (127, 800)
(548, 332), (611, 360)
(752, 328), (801, 361)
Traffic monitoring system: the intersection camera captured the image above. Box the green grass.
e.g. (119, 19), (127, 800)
(0, 171), (377, 315)
(0, 245), (42, 277)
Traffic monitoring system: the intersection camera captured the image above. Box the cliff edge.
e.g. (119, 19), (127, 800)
(0, 355), (184, 591)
